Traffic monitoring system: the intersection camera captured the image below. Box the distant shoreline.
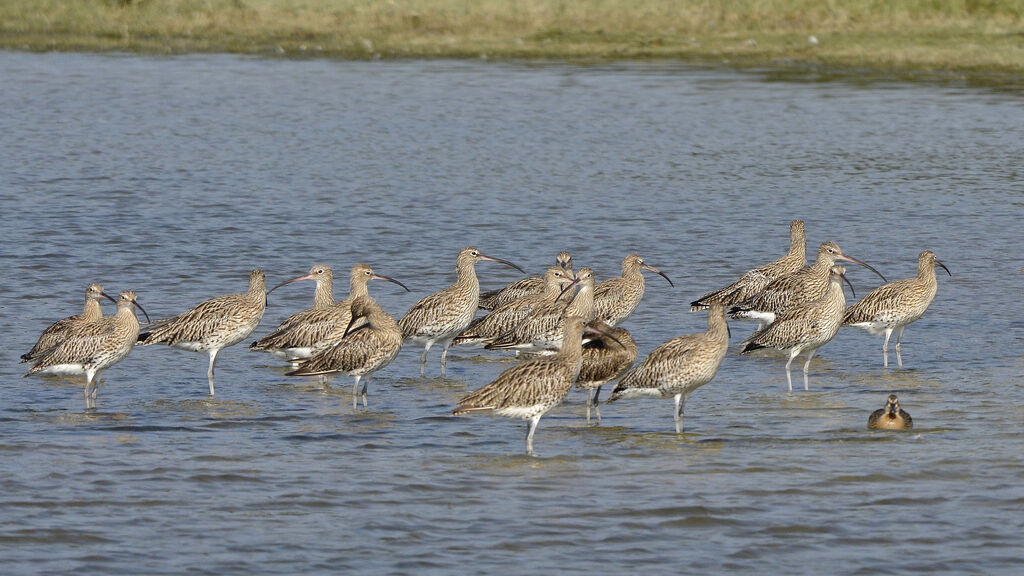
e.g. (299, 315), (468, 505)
(2, 0), (1022, 83)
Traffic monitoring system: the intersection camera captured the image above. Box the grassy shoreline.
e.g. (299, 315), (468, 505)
(2, 1), (1022, 80)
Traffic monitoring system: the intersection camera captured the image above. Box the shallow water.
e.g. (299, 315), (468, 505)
(0, 53), (1022, 574)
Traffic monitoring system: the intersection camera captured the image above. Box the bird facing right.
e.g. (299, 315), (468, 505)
(843, 250), (951, 368)
(607, 303), (729, 434)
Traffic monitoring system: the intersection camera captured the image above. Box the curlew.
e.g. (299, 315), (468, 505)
(576, 321), (638, 425)
(138, 269), (266, 395)
(478, 251), (573, 310)
(22, 283), (118, 363)
(484, 267), (597, 354)
(739, 266), (850, 391)
(729, 242), (884, 326)
(593, 254), (674, 327)
(26, 291), (148, 409)
(843, 250), (951, 368)
(250, 264), (408, 363)
(399, 247), (524, 377)
(454, 316), (609, 455)
(453, 265), (574, 348)
(691, 220), (806, 311)
(286, 295), (403, 408)
(607, 303), (729, 433)
(868, 394), (913, 430)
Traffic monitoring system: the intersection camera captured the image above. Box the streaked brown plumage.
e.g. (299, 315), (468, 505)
(287, 295), (403, 407)
(607, 303), (729, 433)
(593, 254), (674, 327)
(484, 267), (597, 354)
(868, 394), (913, 430)
(730, 242), (884, 326)
(22, 283), (117, 363)
(844, 250), (950, 368)
(26, 291), (146, 409)
(138, 269), (266, 395)
(249, 264), (408, 363)
(576, 321), (638, 425)
(690, 220), (806, 311)
(454, 316), (590, 455)
(453, 265), (574, 348)
(478, 251), (573, 311)
(740, 266), (849, 391)
(399, 247), (524, 377)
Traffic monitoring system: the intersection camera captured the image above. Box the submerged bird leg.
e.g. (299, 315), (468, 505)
(882, 327), (893, 368)
(784, 349), (800, 392)
(439, 339), (454, 377)
(802, 349), (816, 391)
(419, 341), (434, 377)
(587, 386), (603, 425)
(895, 326), (906, 368)
(207, 349), (219, 395)
(673, 393), (688, 434)
(525, 416), (541, 456)
(360, 375), (370, 407)
(351, 375), (362, 408)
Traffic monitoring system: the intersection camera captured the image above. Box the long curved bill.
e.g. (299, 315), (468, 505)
(557, 276), (582, 303)
(837, 254), (887, 283)
(268, 273), (315, 294)
(642, 264), (675, 287)
(130, 298), (151, 324)
(100, 292), (118, 305)
(583, 321), (626, 350)
(479, 253), (526, 274)
(839, 270), (856, 298)
(936, 260), (952, 276)
(373, 273), (411, 292)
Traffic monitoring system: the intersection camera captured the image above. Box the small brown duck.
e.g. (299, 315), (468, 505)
(868, 394), (913, 430)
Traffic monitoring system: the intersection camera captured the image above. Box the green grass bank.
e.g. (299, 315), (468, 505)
(2, 0), (1023, 77)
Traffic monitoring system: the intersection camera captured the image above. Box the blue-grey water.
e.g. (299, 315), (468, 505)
(1, 52), (1022, 574)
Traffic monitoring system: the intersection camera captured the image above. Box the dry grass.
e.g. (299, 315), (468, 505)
(1, 1), (1022, 75)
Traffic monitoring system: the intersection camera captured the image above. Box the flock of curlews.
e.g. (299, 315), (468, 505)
(22, 221), (946, 454)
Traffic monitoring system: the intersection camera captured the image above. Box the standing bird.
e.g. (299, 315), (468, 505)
(485, 268), (597, 354)
(868, 394), (913, 430)
(691, 220), (806, 311)
(26, 291), (148, 409)
(22, 283), (118, 363)
(739, 267), (850, 391)
(729, 242), (884, 326)
(607, 303), (729, 433)
(286, 295), (403, 408)
(593, 254), (674, 327)
(576, 321), (638, 425)
(454, 316), (602, 456)
(399, 247), (524, 377)
(250, 264), (408, 363)
(478, 251), (573, 310)
(138, 270), (266, 395)
(453, 265), (575, 348)
(843, 250), (951, 368)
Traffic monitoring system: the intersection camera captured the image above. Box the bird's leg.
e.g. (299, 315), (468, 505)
(84, 371), (95, 410)
(351, 375), (362, 409)
(882, 327), (893, 368)
(525, 416), (541, 456)
(784, 350), (799, 392)
(589, 386), (603, 425)
(419, 341), (433, 378)
(360, 374), (370, 407)
(440, 340), (452, 377)
(895, 326), (905, 368)
(673, 393), (689, 433)
(207, 349), (219, 395)
(802, 349), (816, 391)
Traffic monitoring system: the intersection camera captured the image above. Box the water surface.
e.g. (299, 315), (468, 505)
(0, 53), (1022, 574)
